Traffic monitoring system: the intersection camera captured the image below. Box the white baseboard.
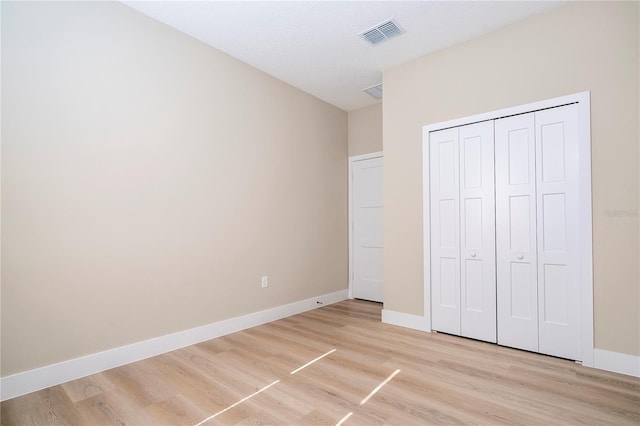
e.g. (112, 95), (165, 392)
(381, 309), (431, 332)
(381, 310), (640, 379)
(0, 289), (348, 401)
(593, 349), (640, 377)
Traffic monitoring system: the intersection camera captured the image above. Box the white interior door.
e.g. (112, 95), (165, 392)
(535, 104), (581, 360)
(352, 156), (384, 302)
(429, 128), (461, 335)
(495, 113), (539, 352)
(459, 121), (497, 343)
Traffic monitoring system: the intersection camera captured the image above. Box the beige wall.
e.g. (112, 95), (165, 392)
(1, 1), (348, 376)
(384, 1), (639, 356)
(348, 103), (382, 157)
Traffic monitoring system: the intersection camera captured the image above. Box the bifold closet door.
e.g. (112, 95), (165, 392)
(430, 121), (496, 342)
(430, 127), (461, 335)
(459, 122), (496, 342)
(535, 104), (581, 360)
(495, 113), (539, 352)
(495, 105), (581, 359)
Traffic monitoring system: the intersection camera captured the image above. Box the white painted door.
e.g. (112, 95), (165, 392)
(459, 121), (496, 343)
(430, 128), (461, 335)
(495, 113), (539, 352)
(430, 123), (496, 342)
(535, 104), (581, 360)
(352, 156), (384, 302)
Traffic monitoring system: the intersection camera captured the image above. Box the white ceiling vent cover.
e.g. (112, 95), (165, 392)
(360, 19), (405, 46)
(363, 83), (383, 100)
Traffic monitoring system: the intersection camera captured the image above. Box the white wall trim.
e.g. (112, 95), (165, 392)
(0, 289), (348, 402)
(422, 91), (594, 366)
(422, 125), (433, 332)
(593, 349), (640, 378)
(348, 151), (383, 300)
(381, 309), (431, 332)
(421, 92), (589, 132)
(576, 94), (594, 367)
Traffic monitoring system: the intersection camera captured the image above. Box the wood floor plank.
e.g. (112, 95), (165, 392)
(74, 390), (155, 425)
(2, 299), (639, 425)
(60, 374), (115, 404)
(1, 387), (82, 426)
(144, 394), (210, 426)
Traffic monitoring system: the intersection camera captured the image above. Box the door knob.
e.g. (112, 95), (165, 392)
(470, 252), (477, 258)
(517, 254), (524, 260)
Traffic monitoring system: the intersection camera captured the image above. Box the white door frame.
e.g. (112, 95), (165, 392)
(349, 151), (383, 300)
(422, 92), (593, 367)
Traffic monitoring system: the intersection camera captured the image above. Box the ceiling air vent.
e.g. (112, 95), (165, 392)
(360, 19), (404, 46)
(363, 83), (383, 100)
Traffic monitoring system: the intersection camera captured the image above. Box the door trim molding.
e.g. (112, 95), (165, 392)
(422, 91), (593, 367)
(348, 151), (383, 300)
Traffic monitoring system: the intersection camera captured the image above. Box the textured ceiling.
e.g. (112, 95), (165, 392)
(122, 1), (564, 111)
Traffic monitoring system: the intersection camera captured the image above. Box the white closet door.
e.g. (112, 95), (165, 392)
(430, 128), (460, 335)
(535, 104), (581, 360)
(459, 121), (496, 342)
(495, 113), (539, 352)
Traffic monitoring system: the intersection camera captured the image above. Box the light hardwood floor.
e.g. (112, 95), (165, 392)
(2, 300), (639, 425)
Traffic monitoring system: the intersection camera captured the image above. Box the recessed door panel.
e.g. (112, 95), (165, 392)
(439, 199), (457, 249)
(440, 257), (458, 308)
(496, 113), (538, 352)
(464, 198), (482, 249)
(541, 122), (566, 183)
(439, 141), (456, 192)
(463, 136), (482, 188)
(510, 262), (534, 320)
(542, 193), (567, 252)
(509, 195), (532, 252)
(464, 259), (484, 312)
(508, 129), (532, 186)
(542, 264), (568, 325)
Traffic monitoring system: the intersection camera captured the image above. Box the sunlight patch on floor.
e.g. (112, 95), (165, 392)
(194, 348), (339, 425)
(290, 348), (337, 375)
(194, 380), (280, 426)
(359, 369), (401, 405)
(336, 411), (353, 426)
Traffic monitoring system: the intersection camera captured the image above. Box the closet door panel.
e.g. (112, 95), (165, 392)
(535, 104), (581, 360)
(459, 121), (496, 343)
(430, 128), (461, 335)
(495, 113), (539, 352)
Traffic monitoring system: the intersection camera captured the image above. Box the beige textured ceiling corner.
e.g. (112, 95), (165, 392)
(122, 1), (564, 112)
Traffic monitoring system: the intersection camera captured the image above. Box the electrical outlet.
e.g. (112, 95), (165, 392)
(261, 276), (268, 288)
